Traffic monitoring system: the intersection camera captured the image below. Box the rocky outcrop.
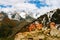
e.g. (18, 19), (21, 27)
(14, 8), (60, 40)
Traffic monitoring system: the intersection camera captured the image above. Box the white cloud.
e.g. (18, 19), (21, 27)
(0, 0), (38, 13)
(33, 0), (60, 18)
(0, 0), (26, 4)
(0, 0), (37, 9)
(0, 0), (60, 19)
(14, 3), (37, 10)
(46, 0), (60, 8)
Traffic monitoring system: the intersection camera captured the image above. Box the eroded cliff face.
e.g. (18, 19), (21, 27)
(0, 8), (60, 40)
(14, 29), (60, 40)
(51, 9), (60, 24)
(14, 9), (60, 40)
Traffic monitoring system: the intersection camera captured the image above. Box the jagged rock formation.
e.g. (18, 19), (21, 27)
(51, 9), (60, 24)
(0, 11), (35, 38)
(0, 8), (60, 39)
(0, 12), (20, 38)
(14, 8), (60, 40)
(8, 9), (60, 38)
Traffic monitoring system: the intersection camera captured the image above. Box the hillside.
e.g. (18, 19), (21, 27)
(0, 8), (60, 40)
(14, 8), (60, 40)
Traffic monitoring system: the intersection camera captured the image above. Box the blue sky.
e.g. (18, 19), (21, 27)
(0, 0), (60, 9)
(0, 0), (49, 8)
(0, 0), (60, 14)
(0, 4), (12, 8)
(26, 0), (49, 8)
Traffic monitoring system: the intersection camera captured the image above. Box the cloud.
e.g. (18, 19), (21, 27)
(0, 0), (38, 9)
(0, 0), (60, 19)
(29, 0), (60, 18)
(0, 0), (26, 4)
(26, 0), (49, 8)
(45, 0), (60, 8)
(0, 0), (38, 19)
(14, 3), (37, 10)
(0, 0), (38, 12)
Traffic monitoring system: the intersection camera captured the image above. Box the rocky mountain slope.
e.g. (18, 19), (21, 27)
(0, 8), (60, 40)
(14, 8), (60, 40)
